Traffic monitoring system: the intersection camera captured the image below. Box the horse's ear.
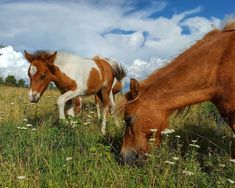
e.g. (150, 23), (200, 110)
(47, 51), (57, 64)
(24, 50), (33, 63)
(125, 78), (140, 102)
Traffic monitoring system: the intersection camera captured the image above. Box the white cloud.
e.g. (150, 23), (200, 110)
(0, 46), (28, 81)
(0, 0), (222, 83)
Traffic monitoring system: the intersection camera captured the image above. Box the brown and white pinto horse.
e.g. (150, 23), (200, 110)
(25, 51), (125, 134)
(119, 20), (235, 163)
(73, 55), (126, 118)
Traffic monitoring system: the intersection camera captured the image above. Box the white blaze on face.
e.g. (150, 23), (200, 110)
(30, 65), (37, 76)
(28, 88), (40, 102)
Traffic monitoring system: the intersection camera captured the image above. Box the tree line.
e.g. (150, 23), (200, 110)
(0, 75), (27, 87)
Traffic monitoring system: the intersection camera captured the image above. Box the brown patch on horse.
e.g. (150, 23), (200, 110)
(86, 68), (103, 94)
(52, 66), (77, 93)
(93, 58), (114, 86)
(112, 81), (122, 95)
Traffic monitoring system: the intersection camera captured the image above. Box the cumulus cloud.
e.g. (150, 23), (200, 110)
(0, 46), (28, 81)
(0, 0), (222, 83)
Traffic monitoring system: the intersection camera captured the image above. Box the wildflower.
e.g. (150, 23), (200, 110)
(66, 157), (72, 161)
(23, 119), (28, 122)
(229, 159), (235, 163)
(149, 138), (155, 142)
(219, 164), (225, 168)
(17, 176), (26, 180)
(150, 129), (157, 133)
(161, 128), (175, 135)
(17, 127), (28, 130)
(165, 160), (175, 165)
(175, 135), (181, 138)
(191, 140), (197, 143)
(227, 179), (235, 184)
(173, 157), (179, 161)
(32, 128), (37, 131)
(71, 121), (77, 125)
(26, 124), (33, 127)
(182, 170), (194, 176)
(189, 144), (200, 148)
(83, 122), (90, 125)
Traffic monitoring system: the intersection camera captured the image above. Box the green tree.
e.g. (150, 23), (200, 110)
(18, 79), (25, 87)
(5, 75), (17, 86)
(0, 77), (4, 85)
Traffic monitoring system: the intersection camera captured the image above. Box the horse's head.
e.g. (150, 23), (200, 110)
(24, 51), (57, 103)
(120, 78), (157, 164)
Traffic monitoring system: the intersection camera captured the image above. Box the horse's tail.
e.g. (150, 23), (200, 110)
(108, 58), (127, 82)
(93, 55), (127, 82)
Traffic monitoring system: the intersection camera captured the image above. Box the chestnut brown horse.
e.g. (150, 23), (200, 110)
(25, 51), (125, 134)
(119, 20), (235, 163)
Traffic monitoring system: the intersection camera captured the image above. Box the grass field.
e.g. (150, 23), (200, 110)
(0, 85), (235, 187)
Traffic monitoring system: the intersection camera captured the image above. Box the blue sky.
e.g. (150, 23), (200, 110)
(0, 0), (234, 80)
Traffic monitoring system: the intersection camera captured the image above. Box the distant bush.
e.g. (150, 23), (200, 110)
(18, 79), (26, 87)
(0, 75), (27, 88)
(5, 75), (17, 86)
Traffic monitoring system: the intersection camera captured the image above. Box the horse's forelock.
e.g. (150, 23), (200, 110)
(30, 51), (52, 61)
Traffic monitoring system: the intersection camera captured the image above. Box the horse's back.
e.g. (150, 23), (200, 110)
(54, 52), (102, 93)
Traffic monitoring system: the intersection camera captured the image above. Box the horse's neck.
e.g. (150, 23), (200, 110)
(52, 67), (77, 94)
(140, 33), (232, 110)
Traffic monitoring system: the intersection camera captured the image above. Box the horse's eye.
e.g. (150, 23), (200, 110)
(40, 74), (46, 80)
(125, 115), (133, 126)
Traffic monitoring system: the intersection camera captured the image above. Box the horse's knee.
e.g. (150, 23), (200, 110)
(57, 96), (65, 107)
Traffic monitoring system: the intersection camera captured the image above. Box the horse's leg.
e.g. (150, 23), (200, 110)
(100, 89), (111, 135)
(109, 91), (115, 113)
(227, 111), (235, 158)
(109, 91), (120, 127)
(65, 99), (74, 116)
(95, 95), (101, 119)
(73, 96), (82, 115)
(57, 90), (80, 119)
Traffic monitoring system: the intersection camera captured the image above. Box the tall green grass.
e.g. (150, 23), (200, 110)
(0, 85), (234, 187)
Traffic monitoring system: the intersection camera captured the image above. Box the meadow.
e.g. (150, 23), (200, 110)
(0, 85), (235, 188)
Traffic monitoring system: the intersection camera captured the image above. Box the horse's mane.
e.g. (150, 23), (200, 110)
(29, 50), (52, 60)
(144, 19), (235, 83)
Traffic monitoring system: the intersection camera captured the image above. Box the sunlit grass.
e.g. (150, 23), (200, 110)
(0, 85), (234, 187)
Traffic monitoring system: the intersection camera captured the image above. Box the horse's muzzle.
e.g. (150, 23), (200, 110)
(120, 149), (144, 165)
(28, 90), (40, 103)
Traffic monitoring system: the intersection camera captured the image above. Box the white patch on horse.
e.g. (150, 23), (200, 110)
(54, 52), (101, 95)
(30, 65), (37, 76)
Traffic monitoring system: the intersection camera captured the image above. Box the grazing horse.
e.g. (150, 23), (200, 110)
(25, 51), (125, 134)
(118, 20), (235, 163)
